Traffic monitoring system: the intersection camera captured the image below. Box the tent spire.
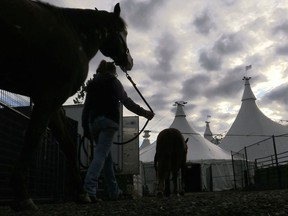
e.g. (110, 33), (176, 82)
(204, 121), (214, 142)
(140, 130), (151, 150)
(173, 101), (187, 117)
(143, 130), (151, 139)
(241, 76), (256, 101)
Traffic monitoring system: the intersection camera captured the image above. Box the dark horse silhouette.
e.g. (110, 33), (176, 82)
(154, 128), (188, 197)
(0, 0), (133, 211)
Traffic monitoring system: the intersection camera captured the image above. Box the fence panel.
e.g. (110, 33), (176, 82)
(0, 93), (78, 203)
(232, 134), (288, 190)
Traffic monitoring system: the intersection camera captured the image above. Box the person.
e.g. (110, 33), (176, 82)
(82, 60), (154, 202)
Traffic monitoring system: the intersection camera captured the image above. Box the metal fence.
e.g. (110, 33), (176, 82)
(0, 90), (77, 203)
(231, 151), (254, 189)
(231, 134), (288, 190)
(254, 150), (288, 190)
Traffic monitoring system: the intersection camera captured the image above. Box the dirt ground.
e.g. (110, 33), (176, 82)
(1, 189), (288, 216)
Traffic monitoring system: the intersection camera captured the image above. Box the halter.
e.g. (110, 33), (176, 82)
(114, 31), (131, 69)
(113, 70), (154, 145)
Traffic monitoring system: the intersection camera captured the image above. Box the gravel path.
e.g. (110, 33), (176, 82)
(1, 189), (288, 216)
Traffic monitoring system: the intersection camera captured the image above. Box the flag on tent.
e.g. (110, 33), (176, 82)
(245, 65), (252, 71)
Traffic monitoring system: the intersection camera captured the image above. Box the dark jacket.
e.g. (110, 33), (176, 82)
(82, 73), (147, 131)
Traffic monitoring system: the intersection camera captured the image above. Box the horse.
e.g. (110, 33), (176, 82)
(0, 0), (133, 211)
(154, 128), (188, 197)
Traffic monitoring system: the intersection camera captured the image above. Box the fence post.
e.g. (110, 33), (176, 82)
(254, 159), (257, 170)
(244, 147), (251, 187)
(272, 135), (281, 189)
(231, 152), (237, 190)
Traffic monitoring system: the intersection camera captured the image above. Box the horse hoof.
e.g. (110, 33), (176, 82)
(11, 198), (39, 212)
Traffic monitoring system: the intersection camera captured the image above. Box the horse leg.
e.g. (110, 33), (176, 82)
(164, 173), (171, 197)
(179, 164), (186, 196)
(171, 170), (179, 196)
(48, 108), (90, 203)
(156, 160), (169, 197)
(10, 104), (50, 211)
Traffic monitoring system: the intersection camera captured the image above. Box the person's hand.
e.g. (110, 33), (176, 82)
(144, 110), (155, 120)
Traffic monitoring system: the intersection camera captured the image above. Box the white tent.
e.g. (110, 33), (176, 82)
(219, 77), (288, 162)
(140, 130), (152, 151)
(140, 102), (238, 193)
(204, 121), (214, 143)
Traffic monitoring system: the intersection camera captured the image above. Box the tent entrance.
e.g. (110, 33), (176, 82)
(185, 163), (202, 192)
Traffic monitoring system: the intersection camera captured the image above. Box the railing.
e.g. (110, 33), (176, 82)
(255, 150), (288, 169)
(231, 135), (288, 190)
(254, 150), (288, 190)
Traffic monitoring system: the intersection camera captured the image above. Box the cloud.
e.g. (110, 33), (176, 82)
(272, 20), (288, 35)
(204, 75), (242, 99)
(193, 10), (216, 35)
(121, 0), (165, 31)
(182, 74), (211, 99)
(154, 33), (179, 72)
(263, 84), (288, 105)
(272, 20), (288, 56)
(213, 33), (243, 55)
(275, 44), (288, 56)
(198, 49), (222, 71)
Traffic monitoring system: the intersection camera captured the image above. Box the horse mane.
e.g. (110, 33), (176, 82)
(32, 0), (58, 11)
(35, 1), (127, 32)
(27, 1), (127, 60)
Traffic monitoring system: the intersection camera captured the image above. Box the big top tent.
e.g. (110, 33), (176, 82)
(219, 77), (288, 162)
(140, 101), (241, 193)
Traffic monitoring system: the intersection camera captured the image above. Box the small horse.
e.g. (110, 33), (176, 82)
(0, 0), (133, 211)
(154, 128), (188, 197)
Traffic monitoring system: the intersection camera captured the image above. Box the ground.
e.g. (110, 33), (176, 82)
(1, 189), (288, 216)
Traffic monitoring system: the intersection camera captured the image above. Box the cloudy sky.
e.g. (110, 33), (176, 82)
(43, 0), (288, 144)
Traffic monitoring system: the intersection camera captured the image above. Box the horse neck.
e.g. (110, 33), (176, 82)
(59, 8), (113, 60)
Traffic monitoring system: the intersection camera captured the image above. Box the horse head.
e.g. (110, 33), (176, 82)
(99, 3), (133, 71)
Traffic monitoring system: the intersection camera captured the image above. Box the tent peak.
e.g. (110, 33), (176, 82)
(143, 130), (151, 138)
(140, 130), (151, 150)
(173, 101), (187, 106)
(174, 101), (187, 117)
(241, 76), (256, 101)
(204, 121), (212, 132)
(242, 76), (251, 81)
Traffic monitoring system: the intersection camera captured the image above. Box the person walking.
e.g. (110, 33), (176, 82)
(82, 60), (154, 202)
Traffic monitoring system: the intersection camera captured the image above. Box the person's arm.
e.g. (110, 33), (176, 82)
(114, 79), (154, 120)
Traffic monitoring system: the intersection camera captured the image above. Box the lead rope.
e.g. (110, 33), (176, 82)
(113, 70), (154, 145)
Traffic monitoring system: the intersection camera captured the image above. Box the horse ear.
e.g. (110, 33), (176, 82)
(95, 7), (98, 11)
(114, 3), (121, 17)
